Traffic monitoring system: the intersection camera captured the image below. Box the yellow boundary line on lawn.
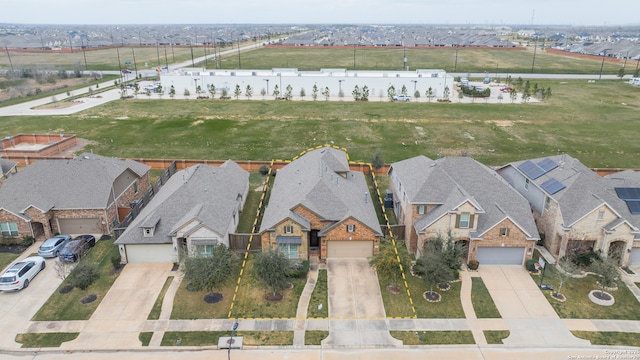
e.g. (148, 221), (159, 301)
(228, 159), (275, 319)
(369, 164), (418, 319)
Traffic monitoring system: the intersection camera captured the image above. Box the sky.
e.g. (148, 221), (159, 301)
(1, 0), (638, 26)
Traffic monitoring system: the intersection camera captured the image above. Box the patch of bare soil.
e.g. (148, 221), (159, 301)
(58, 138), (99, 157)
(0, 76), (95, 102)
(265, 292), (284, 301)
(386, 285), (401, 294)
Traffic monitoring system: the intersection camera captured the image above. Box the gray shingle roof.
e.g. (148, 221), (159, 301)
(390, 156), (539, 239)
(260, 147), (382, 236)
(507, 154), (640, 232)
(115, 161), (249, 245)
(0, 153), (150, 219)
(0, 158), (17, 177)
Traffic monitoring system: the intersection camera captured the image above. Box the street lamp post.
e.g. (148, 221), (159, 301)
(411, 80), (417, 93)
(194, 78), (199, 95)
(599, 49), (612, 80)
(338, 79), (345, 97)
(263, 79), (269, 96)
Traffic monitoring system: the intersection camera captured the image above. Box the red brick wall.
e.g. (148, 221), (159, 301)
(469, 218), (535, 262)
(320, 218), (381, 259)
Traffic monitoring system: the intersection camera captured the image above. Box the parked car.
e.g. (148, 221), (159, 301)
(121, 69), (132, 74)
(392, 95), (412, 102)
(38, 235), (71, 258)
(500, 86), (514, 92)
(73, 235), (96, 247)
(59, 239), (92, 262)
(0, 256), (46, 291)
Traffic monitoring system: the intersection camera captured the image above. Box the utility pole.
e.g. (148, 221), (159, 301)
(531, 37), (538, 73)
(164, 45), (169, 70)
(237, 37), (241, 69)
(189, 40), (195, 67)
(4, 45), (14, 73)
(155, 40), (160, 67)
(80, 36), (88, 71)
(131, 48), (139, 77)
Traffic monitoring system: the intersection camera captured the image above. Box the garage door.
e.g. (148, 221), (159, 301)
(630, 248), (640, 265)
(327, 241), (373, 258)
(124, 244), (174, 264)
(476, 247), (525, 265)
(58, 218), (102, 234)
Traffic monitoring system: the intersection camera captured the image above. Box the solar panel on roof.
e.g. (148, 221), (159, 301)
(517, 160), (545, 180)
(537, 158), (559, 173)
(626, 200), (640, 215)
(615, 187), (640, 200)
(541, 178), (566, 195)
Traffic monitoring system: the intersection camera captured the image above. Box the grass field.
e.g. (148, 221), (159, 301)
(14, 332), (79, 348)
(147, 276), (174, 320)
(213, 47), (627, 75)
(160, 330), (293, 346)
(1, 79), (638, 168)
(572, 331), (640, 347)
(390, 330), (475, 345)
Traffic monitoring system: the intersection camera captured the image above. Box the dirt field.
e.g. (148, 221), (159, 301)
(0, 76), (96, 102)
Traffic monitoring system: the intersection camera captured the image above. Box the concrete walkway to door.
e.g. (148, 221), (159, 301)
(478, 266), (590, 346)
(322, 259), (401, 347)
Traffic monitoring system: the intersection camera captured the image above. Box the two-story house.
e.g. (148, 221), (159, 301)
(259, 147), (383, 261)
(497, 154), (640, 266)
(115, 161), (249, 264)
(388, 156), (539, 265)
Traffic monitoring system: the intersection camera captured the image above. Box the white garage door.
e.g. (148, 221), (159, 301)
(629, 248), (640, 265)
(327, 241), (373, 258)
(124, 244), (174, 264)
(477, 247), (525, 265)
(58, 218), (102, 234)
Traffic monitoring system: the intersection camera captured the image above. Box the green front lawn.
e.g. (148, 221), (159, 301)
(471, 277), (501, 318)
(572, 331), (640, 347)
(307, 269), (328, 318)
(161, 331), (293, 346)
(305, 331), (329, 345)
(31, 240), (121, 321)
(139, 332), (153, 346)
(380, 272), (465, 318)
(15, 333), (79, 348)
(390, 331), (475, 345)
(531, 264), (640, 319)
(171, 268), (239, 319)
(484, 330), (510, 344)
(237, 172), (268, 233)
(0, 252), (21, 272)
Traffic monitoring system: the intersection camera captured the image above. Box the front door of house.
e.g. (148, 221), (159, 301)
(310, 230), (319, 249)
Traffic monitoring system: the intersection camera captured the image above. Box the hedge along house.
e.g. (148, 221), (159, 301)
(114, 161), (249, 264)
(259, 147), (383, 261)
(498, 154), (640, 266)
(388, 156), (539, 265)
(0, 153), (150, 240)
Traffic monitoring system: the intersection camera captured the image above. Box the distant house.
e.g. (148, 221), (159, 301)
(388, 156), (539, 265)
(114, 161), (249, 264)
(0, 158), (18, 187)
(0, 153), (150, 240)
(497, 154), (640, 266)
(260, 147), (383, 261)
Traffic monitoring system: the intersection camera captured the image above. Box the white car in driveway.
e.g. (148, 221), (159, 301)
(0, 256), (46, 291)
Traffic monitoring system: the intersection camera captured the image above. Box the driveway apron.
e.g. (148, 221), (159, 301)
(61, 263), (173, 350)
(322, 258), (401, 347)
(479, 266), (589, 346)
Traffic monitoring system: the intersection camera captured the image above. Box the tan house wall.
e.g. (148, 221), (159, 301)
(262, 219), (309, 261)
(533, 197), (562, 256)
(419, 202), (477, 254)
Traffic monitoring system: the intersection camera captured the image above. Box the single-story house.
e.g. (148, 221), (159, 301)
(260, 146), (383, 261)
(114, 161), (249, 264)
(498, 154), (640, 266)
(0, 153), (150, 239)
(388, 156), (539, 265)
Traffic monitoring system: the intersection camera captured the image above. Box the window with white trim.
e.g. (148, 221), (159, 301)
(500, 228), (509, 236)
(544, 196), (551, 210)
(418, 205), (425, 214)
(458, 214), (471, 229)
(278, 243), (299, 259)
(525, 178), (530, 190)
(0, 222), (18, 237)
(597, 211), (605, 221)
(284, 225), (293, 234)
(347, 224), (356, 232)
(196, 244), (214, 257)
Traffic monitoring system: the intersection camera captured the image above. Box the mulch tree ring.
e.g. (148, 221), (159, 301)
(204, 292), (223, 304)
(286, 282), (294, 290)
(59, 285), (74, 294)
(265, 292), (284, 302)
(437, 283), (451, 291)
(423, 291), (441, 303)
(551, 293), (566, 302)
(410, 265), (422, 278)
(386, 285), (401, 294)
(588, 290), (615, 306)
(81, 294), (97, 304)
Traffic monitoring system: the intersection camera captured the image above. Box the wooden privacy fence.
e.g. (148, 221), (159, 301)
(229, 233), (261, 252)
(382, 225), (406, 240)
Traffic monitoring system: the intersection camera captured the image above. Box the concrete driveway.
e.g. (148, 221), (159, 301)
(61, 263), (173, 350)
(0, 245), (62, 348)
(478, 266), (589, 346)
(322, 258), (401, 347)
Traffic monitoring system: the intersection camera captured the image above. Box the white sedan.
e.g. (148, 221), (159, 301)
(0, 256), (46, 291)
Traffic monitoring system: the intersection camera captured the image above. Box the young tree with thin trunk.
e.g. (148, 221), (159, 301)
(183, 245), (236, 301)
(590, 256), (620, 298)
(554, 257), (578, 299)
(67, 262), (100, 302)
(253, 249), (295, 299)
(369, 238), (411, 292)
